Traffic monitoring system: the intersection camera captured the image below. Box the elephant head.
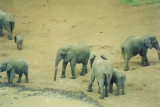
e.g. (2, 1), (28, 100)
(90, 54), (108, 68)
(144, 36), (160, 60)
(54, 47), (76, 81)
(0, 61), (14, 72)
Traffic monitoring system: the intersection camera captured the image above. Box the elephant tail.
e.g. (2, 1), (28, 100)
(10, 22), (14, 33)
(121, 47), (125, 60)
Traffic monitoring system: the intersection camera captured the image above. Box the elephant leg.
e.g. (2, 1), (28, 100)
(144, 56), (150, 66)
(80, 61), (88, 76)
(24, 69), (29, 83)
(141, 56), (145, 67)
(124, 53), (132, 71)
(7, 71), (10, 84)
(61, 61), (68, 78)
(88, 73), (95, 92)
(0, 27), (3, 36)
(122, 79), (125, 95)
(5, 23), (12, 40)
(98, 79), (105, 99)
(17, 74), (22, 83)
(104, 82), (109, 97)
(70, 60), (76, 79)
(109, 81), (113, 93)
(97, 82), (100, 93)
(20, 41), (23, 50)
(9, 70), (15, 86)
(115, 82), (121, 96)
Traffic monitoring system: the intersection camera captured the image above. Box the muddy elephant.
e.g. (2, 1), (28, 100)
(88, 54), (113, 99)
(0, 58), (29, 86)
(109, 68), (126, 96)
(54, 43), (90, 81)
(14, 34), (24, 50)
(0, 10), (14, 40)
(121, 35), (160, 71)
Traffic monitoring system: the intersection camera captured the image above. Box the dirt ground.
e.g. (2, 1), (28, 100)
(0, 0), (160, 107)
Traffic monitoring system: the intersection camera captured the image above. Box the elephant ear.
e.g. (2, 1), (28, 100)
(100, 54), (108, 60)
(90, 54), (96, 68)
(144, 38), (152, 49)
(64, 48), (76, 62)
(6, 63), (13, 71)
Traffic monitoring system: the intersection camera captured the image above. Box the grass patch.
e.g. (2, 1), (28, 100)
(120, 0), (160, 6)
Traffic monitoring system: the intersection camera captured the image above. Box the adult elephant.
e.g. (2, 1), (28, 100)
(0, 58), (29, 86)
(88, 54), (113, 99)
(54, 43), (90, 81)
(0, 10), (14, 40)
(121, 35), (160, 71)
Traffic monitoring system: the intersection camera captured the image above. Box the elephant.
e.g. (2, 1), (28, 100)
(109, 68), (126, 96)
(0, 58), (29, 86)
(121, 35), (160, 71)
(54, 43), (90, 81)
(14, 34), (24, 50)
(0, 10), (14, 40)
(88, 54), (113, 99)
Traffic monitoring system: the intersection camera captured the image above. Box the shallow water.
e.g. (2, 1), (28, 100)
(0, 84), (100, 107)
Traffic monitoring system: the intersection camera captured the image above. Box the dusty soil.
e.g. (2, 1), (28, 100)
(0, 0), (160, 107)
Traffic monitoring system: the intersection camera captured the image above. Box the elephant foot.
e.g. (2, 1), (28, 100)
(109, 90), (113, 93)
(88, 88), (92, 92)
(80, 72), (86, 76)
(9, 84), (13, 87)
(145, 63), (150, 66)
(124, 66), (129, 71)
(8, 36), (12, 40)
(99, 94), (104, 99)
(72, 76), (76, 79)
(61, 75), (65, 78)
(105, 93), (108, 97)
(115, 93), (119, 96)
(17, 80), (21, 83)
(122, 92), (125, 95)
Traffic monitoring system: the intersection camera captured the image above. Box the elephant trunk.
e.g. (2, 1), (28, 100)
(154, 42), (160, 60)
(54, 56), (62, 81)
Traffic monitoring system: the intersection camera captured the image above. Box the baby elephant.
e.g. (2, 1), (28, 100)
(14, 34), (24, 50)
(0, 58), (29, 86)
(88, 54), (113, 99)
(109, 68), (126, 96)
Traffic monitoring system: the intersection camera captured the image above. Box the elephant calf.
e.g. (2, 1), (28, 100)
(109, 68), (126, 96)
(121, 35), (160, 71)
(14, 34), (24, 50)
(0, 58), (29, 86)
(88, 54), (113, 99)
(54, 43), (90, 81)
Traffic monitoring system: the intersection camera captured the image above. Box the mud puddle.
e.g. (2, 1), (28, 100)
(0, 83), (100, 107)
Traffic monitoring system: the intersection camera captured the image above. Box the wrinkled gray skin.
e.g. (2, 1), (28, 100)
(0, 58), (29, 86)
(88, 54), (113, 99)
(0, 10), (14, 40)
(121, 35), (160, 71)
(14, 34), (24, 50)
(109, 68), (126, 96)
(54, 43), (90, 81)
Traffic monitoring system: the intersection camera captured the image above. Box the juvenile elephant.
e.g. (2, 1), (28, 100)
(121, 35), (160, 71)
(14, 34), (24, 50)
(54, 43), (90, 81)
(88, 54), (113, 99)
(109, 68), (126, 96)
(0, 10), (14, 40)
(0, 58), (29, 86)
